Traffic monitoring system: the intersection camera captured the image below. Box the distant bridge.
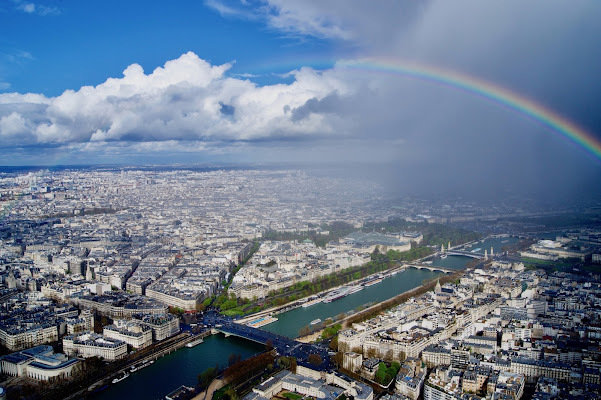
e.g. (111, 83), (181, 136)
(446, 250), (486, 259)
(406, 264), (457, 274)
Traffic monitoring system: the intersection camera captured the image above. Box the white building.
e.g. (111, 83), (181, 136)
(63, 332), (127, 361)
(0, 345), (79, 382)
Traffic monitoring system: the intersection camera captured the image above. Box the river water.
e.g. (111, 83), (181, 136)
(95, 236), (518, 398)
(261, 268), (442, 338)
(94, 334), (264, 400)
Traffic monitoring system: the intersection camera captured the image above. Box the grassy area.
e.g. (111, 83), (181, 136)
(522, 256), (601, 275)
(366, 217), (483, 247)
(281, 392), (303, 400)
(521, 257), (553, 264)
(581, 264), (601, 273)
(213, 384), (232, 400)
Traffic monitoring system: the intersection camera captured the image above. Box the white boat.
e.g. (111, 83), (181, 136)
(112, 371), (130, 384)
(346, 285), (363, 295)
(302, 298), (323, 308)
(363, 277), (383, 287)
(323, 287), (352, 303)
(186, 337), (204, 348)
(440, 254), (447, 259)
(310, 319), (322, 325)
(130, 359), (154, 372)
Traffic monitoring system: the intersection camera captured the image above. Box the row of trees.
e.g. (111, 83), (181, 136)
(221, 242), (440, 317)
(223, 351), (276, 385)
(198, 354), (299, 400)
(206, 241), (261, 314)
(262, 221), (356, 248)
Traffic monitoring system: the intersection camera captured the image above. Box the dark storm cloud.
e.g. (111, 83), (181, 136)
(248, 0), (601, 198)
(1, 0), (600, 201)
(290, 92), (341, 122)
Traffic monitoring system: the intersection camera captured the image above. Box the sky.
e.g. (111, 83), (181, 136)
(1, 0), (601, 198)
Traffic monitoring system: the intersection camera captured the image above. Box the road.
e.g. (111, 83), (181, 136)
(193, 378), (224, 400)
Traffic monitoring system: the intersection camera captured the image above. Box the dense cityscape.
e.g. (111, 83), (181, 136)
(0, 167), (598, 399)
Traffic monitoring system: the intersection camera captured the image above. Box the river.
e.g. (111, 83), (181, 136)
(93, 334), (264, 400)
(260, 268), (442, 338)
(94, 268), (445, 399)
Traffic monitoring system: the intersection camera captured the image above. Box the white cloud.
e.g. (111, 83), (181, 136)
(0, 112), (28, 136)
(12, 0), (59, 16)
(204, 0), (258, 20)
(0, 52), (352, 146)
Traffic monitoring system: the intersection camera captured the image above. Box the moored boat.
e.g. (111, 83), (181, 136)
(112, 371), (130, 384)
(186, 337), (204, 348)
(363, 276), (383, 287)
(302, 298), (323, 308)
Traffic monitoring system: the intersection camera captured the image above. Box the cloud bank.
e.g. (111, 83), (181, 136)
(0, 52), (353, 148)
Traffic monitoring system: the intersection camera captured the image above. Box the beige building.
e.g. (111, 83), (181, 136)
(0, 324), (58, 352)
(133, 313), (180, 341)
(103, 321), (152, 349)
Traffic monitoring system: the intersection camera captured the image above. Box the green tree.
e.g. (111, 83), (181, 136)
(307, 354), (322, 366)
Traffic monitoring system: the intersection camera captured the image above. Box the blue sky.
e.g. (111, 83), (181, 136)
(0, 0), (341, 95)
(1, 0), (601, 196)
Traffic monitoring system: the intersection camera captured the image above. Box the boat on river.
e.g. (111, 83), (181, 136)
(363, 276), (383, 287)
(310, 319), (322, 325)
(346, 285), (363, 295)
(112, 371), (130, 384)
(186, 338), (204, 348)
(302, 298), (323, 308)
(323, 287), (352, 303)
(130, 359), (154, 372)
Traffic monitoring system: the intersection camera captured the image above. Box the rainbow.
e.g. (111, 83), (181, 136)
(338, 58), (601, 162)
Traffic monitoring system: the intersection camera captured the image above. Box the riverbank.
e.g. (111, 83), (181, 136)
(296, 270), (462, 342)
(235, 237), (491, 326)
